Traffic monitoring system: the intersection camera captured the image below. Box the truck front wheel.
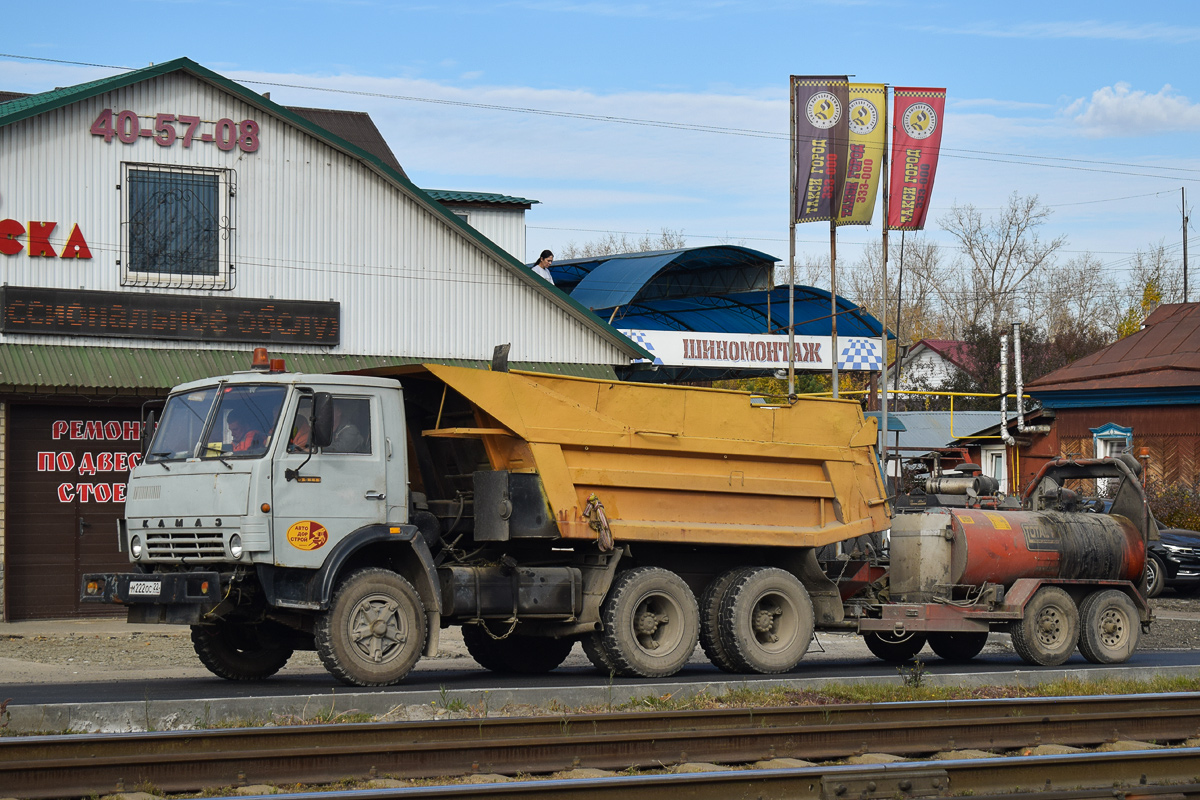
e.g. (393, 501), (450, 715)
(191, 622), (294, 680)
(316, 568), (426, 687)
(596, 567), (699, 678)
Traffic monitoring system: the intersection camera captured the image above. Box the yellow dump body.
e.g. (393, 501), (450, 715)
(421, 364), (890, 550)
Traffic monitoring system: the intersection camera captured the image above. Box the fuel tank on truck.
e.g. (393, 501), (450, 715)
(891, 509), (1145, 602)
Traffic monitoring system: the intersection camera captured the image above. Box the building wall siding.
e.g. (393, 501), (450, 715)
(0, 72), (627, 366)
(454, 207), (526, 261)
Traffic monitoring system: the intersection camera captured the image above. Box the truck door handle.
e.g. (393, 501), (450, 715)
(364, 490), (386, 501)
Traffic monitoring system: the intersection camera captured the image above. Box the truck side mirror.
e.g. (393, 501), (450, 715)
(141, 410), (157, 456)
(312, 392), (334, 449)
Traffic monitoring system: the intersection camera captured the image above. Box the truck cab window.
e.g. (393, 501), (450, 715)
(289, 397), (313, 453)
(325, 397), (371, 454)
(201, 385), (288, 460)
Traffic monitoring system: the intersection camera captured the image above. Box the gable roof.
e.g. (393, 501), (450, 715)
(0, 58), (648, 362)
(888, 338), (973, 374)
(286, 105), (407, 177)
(426, 190), (538, 209)
(1028, 303), (1200, 393)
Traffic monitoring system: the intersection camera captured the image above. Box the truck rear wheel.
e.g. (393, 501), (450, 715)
(717, 567), (814, 674)
(1010, 586), (1078, 666)
(316, 568), (426, 687)
(928, 631), (989, 662)
(1077, 589), (1140, 664)
(699, 568), (753, 673)
(462, 625), (574, 673)
(597, 567), (699, 678)
(863, 631), (927, 662)
(191, 622), (294, 680)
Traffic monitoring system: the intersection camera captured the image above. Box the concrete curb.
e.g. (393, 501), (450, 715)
(9, 663), (1200, 733)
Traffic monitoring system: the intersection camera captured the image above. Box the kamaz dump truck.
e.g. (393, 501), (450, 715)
(83, 357), (891, 686)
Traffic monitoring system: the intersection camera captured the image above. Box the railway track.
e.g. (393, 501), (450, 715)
(6, 692), (1200, 799)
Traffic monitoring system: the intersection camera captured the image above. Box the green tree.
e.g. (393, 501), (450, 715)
(1116, 276), (1164, 339)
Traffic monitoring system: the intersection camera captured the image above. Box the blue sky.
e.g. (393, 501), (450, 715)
(2, 1), (1197, 288)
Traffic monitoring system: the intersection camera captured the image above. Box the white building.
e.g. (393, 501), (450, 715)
(0, 58), (645, 620)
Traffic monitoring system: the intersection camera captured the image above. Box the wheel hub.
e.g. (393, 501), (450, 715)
(350, 596), (407, 663)
(1037, 609), (1063, 643)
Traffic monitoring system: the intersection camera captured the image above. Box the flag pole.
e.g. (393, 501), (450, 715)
(788, 77), (797, 398)
(830, 218), (838, 398)
(879, 84), (890, 471)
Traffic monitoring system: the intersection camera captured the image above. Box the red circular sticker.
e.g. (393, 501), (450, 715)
(286, 520), (329, 551)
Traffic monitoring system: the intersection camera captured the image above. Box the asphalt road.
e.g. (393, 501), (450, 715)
(2, 648), (1193, 707)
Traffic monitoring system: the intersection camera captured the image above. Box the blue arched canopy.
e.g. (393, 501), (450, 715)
(541, 245), (889, 381)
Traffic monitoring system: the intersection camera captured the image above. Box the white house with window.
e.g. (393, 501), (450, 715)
(0, 58), (645, 621)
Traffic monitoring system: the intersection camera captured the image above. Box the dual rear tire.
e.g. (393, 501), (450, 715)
(701, 567), (814, 674)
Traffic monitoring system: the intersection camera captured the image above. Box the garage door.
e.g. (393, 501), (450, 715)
(6, 404), (142, 620)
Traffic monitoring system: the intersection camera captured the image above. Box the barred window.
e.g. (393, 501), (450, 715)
(122, 164), (234, 289)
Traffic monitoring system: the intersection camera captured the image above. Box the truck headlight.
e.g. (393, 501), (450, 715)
(229, 534), (243, 558)
(130, 535), (143, 559)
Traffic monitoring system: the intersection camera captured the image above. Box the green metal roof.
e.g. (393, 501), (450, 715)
(0, 345), (617, 392)
(425, 190), (539, 206)
(0, 58), (649, 363)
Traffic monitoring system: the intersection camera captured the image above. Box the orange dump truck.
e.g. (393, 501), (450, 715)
(83, 361), (890, 685)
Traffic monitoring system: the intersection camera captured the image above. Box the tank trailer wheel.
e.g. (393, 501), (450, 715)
(1144, 555), (1166, 599)
(462, 625), (575, 674)
(1010, 586), (1079, 666)
(1077, 589), (1140, 664)
(316, 568), (426, 687)
(716, 567), (814, 674)
(597, 567), (699, 678)
(863, 630), (927, 662)
(927, 631), (989, 662)
(190, 622), (294, 681)
(699, 567), (754, 673)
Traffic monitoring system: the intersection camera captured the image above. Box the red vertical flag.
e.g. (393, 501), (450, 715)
(887, 87), (946, 230)
(792, 76), (850, 224)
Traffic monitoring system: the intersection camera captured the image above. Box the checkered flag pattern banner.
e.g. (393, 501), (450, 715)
(838, 338), (882, 371)
(622, 330), (664, 365)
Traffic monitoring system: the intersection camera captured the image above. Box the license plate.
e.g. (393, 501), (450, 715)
(128, 580), (161, 597)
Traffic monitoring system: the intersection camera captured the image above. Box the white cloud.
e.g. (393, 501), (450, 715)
(919, 20), (1200, 43)
(1066, 83), (1200, 137)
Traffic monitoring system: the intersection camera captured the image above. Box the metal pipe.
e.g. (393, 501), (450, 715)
(1013, 322), (1050, 434)
(1000, 333), (1015, 446)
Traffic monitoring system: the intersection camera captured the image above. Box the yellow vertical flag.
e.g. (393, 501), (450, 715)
(836, 83), (887, 226)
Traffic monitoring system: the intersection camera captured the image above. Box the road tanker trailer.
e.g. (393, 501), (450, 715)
(82, 355), (1151, 685)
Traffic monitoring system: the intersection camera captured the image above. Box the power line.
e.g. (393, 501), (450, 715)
(2, 53), (1197, 182)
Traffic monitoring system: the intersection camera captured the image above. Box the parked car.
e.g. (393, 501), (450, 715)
(1146, 524), (1200, 598)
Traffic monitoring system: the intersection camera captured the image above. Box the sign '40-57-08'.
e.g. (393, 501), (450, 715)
(90, 109), (260, 153)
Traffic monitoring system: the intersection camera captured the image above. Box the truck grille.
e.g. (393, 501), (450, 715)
(145, 532), (226, 559)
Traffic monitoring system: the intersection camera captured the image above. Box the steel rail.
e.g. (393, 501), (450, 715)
(188, 759), (1200, 800)
(6, 693), (1200, 799)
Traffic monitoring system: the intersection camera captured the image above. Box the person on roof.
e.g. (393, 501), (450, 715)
(530, 250), (555, 285)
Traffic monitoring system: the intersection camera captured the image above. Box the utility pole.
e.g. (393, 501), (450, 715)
(1185, 187), (1190, 303)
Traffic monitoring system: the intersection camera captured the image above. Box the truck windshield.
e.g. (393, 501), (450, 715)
(146, 384), (288, 462)
(202, 385), (289, 459)
(146, 387), (220, 462)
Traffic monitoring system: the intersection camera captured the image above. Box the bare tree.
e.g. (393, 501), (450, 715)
(559, 228), (686, 259)
(1026, 251), (1116, 340)
(843, 235), (952, 346)
(938, 192), (1066, 332)
(1127, 240), (1184, 304)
